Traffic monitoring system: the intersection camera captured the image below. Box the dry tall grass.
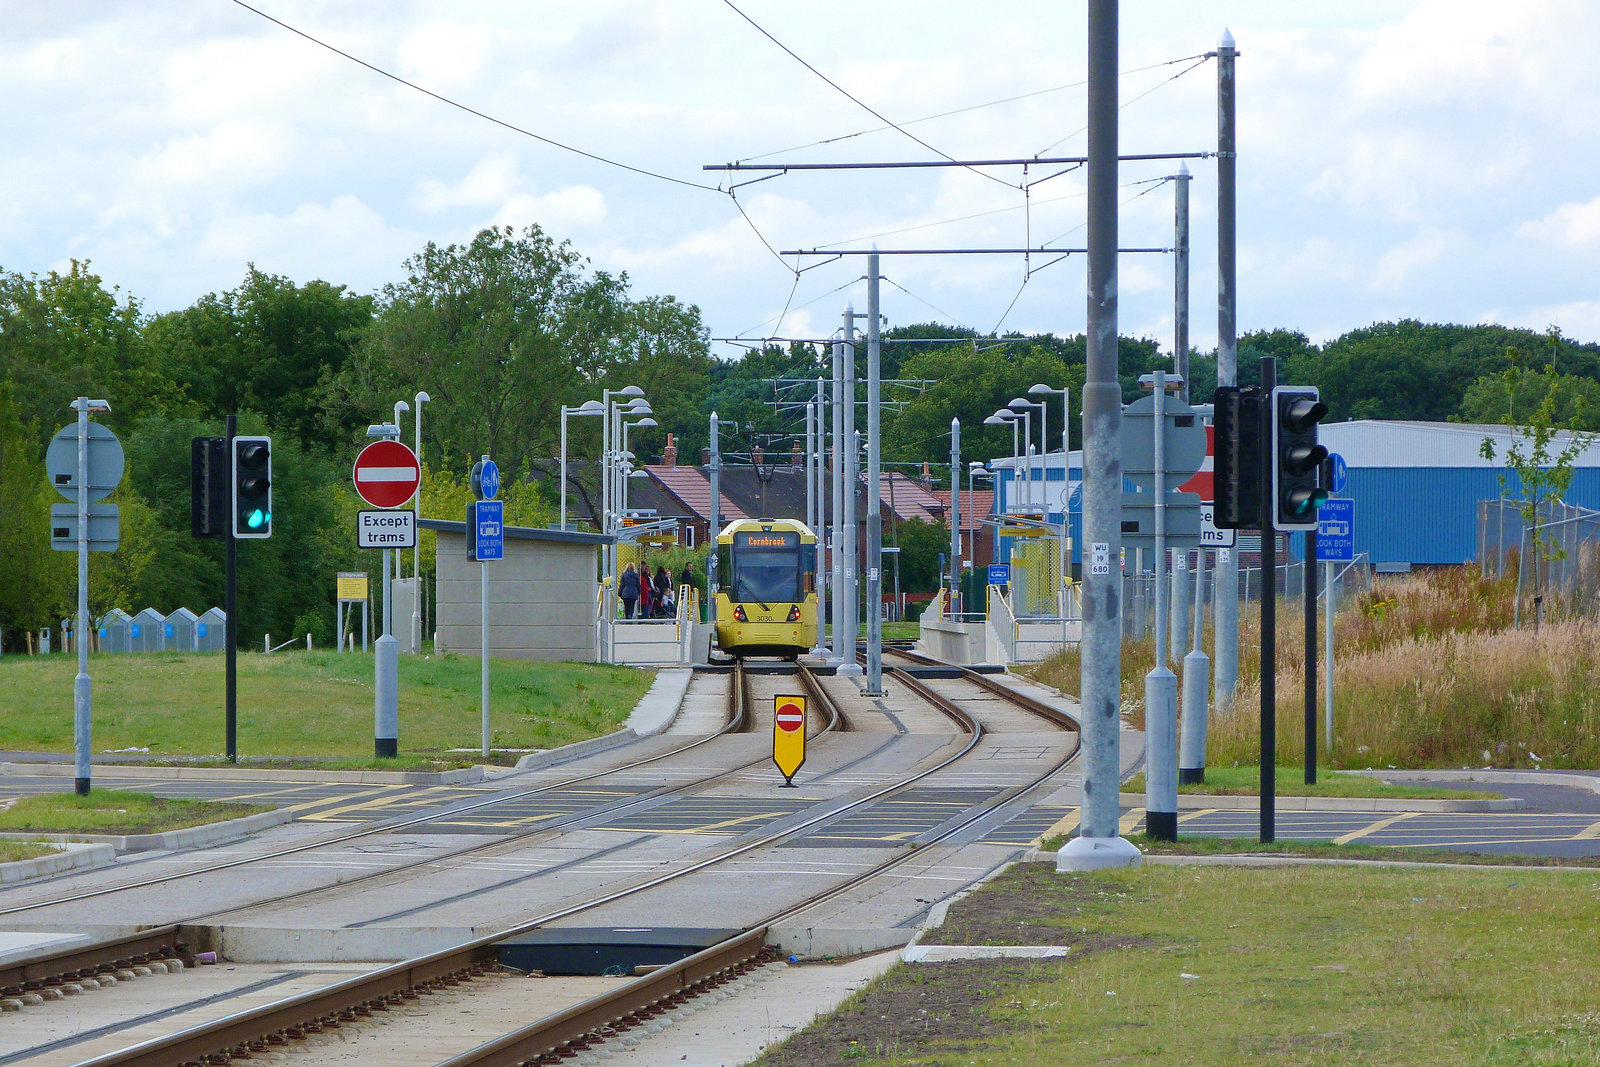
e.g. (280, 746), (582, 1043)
(1025, 564), (1600, 769)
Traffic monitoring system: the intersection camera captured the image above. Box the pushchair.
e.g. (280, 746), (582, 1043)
(650, 589), (676, 618)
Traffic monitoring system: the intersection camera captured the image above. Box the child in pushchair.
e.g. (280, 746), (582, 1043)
(650, 587), (676, 618)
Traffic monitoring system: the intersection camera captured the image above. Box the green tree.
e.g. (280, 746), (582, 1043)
(0, 385), (69, 644)
(1478, 330), (1597, 627)
(890, 518), (949, 595)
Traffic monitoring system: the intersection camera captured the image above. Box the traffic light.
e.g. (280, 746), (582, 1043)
(191, 436), (228, 539)
(1270, 386), (1328, 530)
(1212, 385), (1262, 529)
(231, 436), (273, 539)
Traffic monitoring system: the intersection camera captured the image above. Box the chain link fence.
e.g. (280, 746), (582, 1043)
(1479, 498), (1600, 621)
(1121, 549), (1374, 640)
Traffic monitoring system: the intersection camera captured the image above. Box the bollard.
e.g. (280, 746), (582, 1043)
(1179, 644), (1210, 784)
(306, 633), (313, 651)
(1144, 666), (1179, 841)
(264, 634), (271, 654)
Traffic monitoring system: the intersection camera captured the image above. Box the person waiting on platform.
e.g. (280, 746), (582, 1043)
(620, 562), (641, 619)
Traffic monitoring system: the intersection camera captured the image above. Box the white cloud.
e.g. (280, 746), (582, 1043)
(1519, 195), (1600, 250)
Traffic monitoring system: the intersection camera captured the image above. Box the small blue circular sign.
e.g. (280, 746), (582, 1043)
(1328, 452), (1348, 494)
(472, 457), (500, 500)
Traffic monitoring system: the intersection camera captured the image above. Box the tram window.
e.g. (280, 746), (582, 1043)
(731, 531), (804, 603)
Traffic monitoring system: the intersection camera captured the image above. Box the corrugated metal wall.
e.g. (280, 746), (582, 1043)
(1297, 468), (1600, 566)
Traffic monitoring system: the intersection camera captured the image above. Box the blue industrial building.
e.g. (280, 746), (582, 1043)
(987, 421), (1600, 572)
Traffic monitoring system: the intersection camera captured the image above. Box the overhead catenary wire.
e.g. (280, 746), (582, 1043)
(719, 0), (1018, 191)
(1036, 53), (1216, 157)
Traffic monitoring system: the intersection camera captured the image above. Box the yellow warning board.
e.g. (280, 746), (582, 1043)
(336, 572), (369, 601)
(773, 694), (807, 785)
(1000, 526), (1051, 538)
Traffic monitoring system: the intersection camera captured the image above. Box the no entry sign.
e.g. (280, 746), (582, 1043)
(773, 694), (806, 786)
(353, 440), (420, 508)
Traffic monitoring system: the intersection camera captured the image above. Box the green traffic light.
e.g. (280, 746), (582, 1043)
(247, 509), (268, 529)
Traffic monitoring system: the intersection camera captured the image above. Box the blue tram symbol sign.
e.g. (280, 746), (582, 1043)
(1317, 498), (1354, 562)
(470, 499), (504, 562)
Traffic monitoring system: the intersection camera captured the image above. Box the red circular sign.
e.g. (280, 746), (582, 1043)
(353, 440), (421, 508)
(776, 703), (805, 733)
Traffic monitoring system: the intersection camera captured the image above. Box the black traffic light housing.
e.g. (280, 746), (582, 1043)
(1270, 386), (1328, 530)
(1212, 385), (1262, 529)
(191, 436), (228, 539)
(232, 435), (273, 539)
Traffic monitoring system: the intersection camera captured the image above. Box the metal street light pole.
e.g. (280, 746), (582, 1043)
(949, 417), (961, 616)
(392, 400), (410, 636)
(838, 307), (862, 677)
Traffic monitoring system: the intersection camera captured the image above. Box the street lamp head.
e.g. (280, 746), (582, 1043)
(1008, 397), (1034, 411)
(983, 415), (1007, 426)
(628, 469), (649, 479)
(414, 391), (431, 404)
(366, 423), (400, 438)
(576, 399), (605, 415)
(1028, 383), (1054, 396)
(394, 400), (410, 414)
(616, 385), (645, 398)
(633, 417), (659, 428)
(627, 400), (653, 414)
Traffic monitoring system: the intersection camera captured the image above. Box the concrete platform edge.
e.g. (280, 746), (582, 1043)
(0, 762), (485, 785)
(1116, 791), (1522, 812)
(0, 806), (296, 853)
(0, 842), (117, 884)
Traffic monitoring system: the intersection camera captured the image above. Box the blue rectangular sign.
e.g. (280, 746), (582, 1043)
(470, 499), (504, 562)
(987, 563), (1011, 586)
(1317, 498), (1355, 562)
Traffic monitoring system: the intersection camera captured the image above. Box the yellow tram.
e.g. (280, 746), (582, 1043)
(713, 518), (819, 658)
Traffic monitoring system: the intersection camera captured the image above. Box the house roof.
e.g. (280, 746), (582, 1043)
(646, 466), (752, 523)
(932, 489), (995, 532)
(874, 472), (947, 523)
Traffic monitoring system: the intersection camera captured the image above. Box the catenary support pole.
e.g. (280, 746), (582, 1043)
(1214, 28), (1240, 708)
(708, 412), (720, 593)
(1258, 355), (1277, 841)
(813, 380), (831, 655)
(1174, 161), (1191, 404)
(1145, 370), (1178, 841)
(1304, 528), (1318, 784)
(374, 508), (399, 758)
(865, 254), (884, 694)
(74, 399), (94, 793)
(839, 308), (863, 677)
(1059, 0), (1139, 870)
(829, 339), (845, 664)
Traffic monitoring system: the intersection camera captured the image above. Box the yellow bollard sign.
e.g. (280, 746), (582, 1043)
(773, 695), (806, 786)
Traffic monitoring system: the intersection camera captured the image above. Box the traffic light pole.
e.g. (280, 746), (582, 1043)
(1305, 528), (1318, 785)
(225, 413), (238, 764)
(1257, 357), (1276, 842)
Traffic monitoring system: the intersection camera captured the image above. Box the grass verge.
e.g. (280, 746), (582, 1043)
(1033, 833), (1600, 869)
(0, 790), (271, 835)
(760, 860), (1600, 1065)
(0, 840), (57, 863)
(0, 652), (654, 758)
(1119, 764), (1497, 800)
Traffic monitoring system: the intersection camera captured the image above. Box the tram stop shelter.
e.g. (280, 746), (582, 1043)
(422, 518), (611, 663)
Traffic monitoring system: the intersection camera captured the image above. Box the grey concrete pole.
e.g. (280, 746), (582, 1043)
(73, 398), (91, 795)
(1325, 557), (1335, 750)
(1145, 370), (1178, 841)
(375, 544), (398, 757)
(839, 308), (863, 677)
(950, 416), (961, 615)
(413, 391), (429, 653)
(829, 339), (846, 665)
(1174, 163), (1191, 404)
(1180, 548), (1210, 783)
(559, 407), (569, 531)
(1060, 0), (1139, 870)
(1213, 28), (1240, 707)
(865, 253), (884, 694)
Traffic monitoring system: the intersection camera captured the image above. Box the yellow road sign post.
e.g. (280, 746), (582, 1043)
(772, 694), (806, 786)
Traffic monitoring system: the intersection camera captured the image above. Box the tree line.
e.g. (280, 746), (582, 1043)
(3, 221), (1595, 645)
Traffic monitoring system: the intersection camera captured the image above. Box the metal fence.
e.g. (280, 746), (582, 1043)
(1479, 497), (1600, 622)
(1121, 550), (1374, 640)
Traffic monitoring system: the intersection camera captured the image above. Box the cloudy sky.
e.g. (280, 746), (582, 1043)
(4, 1), (1597, 358)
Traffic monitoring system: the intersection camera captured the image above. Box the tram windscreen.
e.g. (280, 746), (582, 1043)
(731, 531), (807, 603)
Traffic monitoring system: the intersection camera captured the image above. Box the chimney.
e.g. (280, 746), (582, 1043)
(790, 440), (803, 471)
(662, 433), (677, 468)
(700, 447), (710, 465)
(920, 461), (933, 491)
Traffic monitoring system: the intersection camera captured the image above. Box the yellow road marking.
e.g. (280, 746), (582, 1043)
(1119, 807), (1146, 834)
(1178, 807), (1220, 823)
(1332, 812), (1419, 845)
(1576, 819), (1600, 840)
(277, 785), (402, 814)
(1032, 808), (1081, 846)
(300, 785), (463, 821)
